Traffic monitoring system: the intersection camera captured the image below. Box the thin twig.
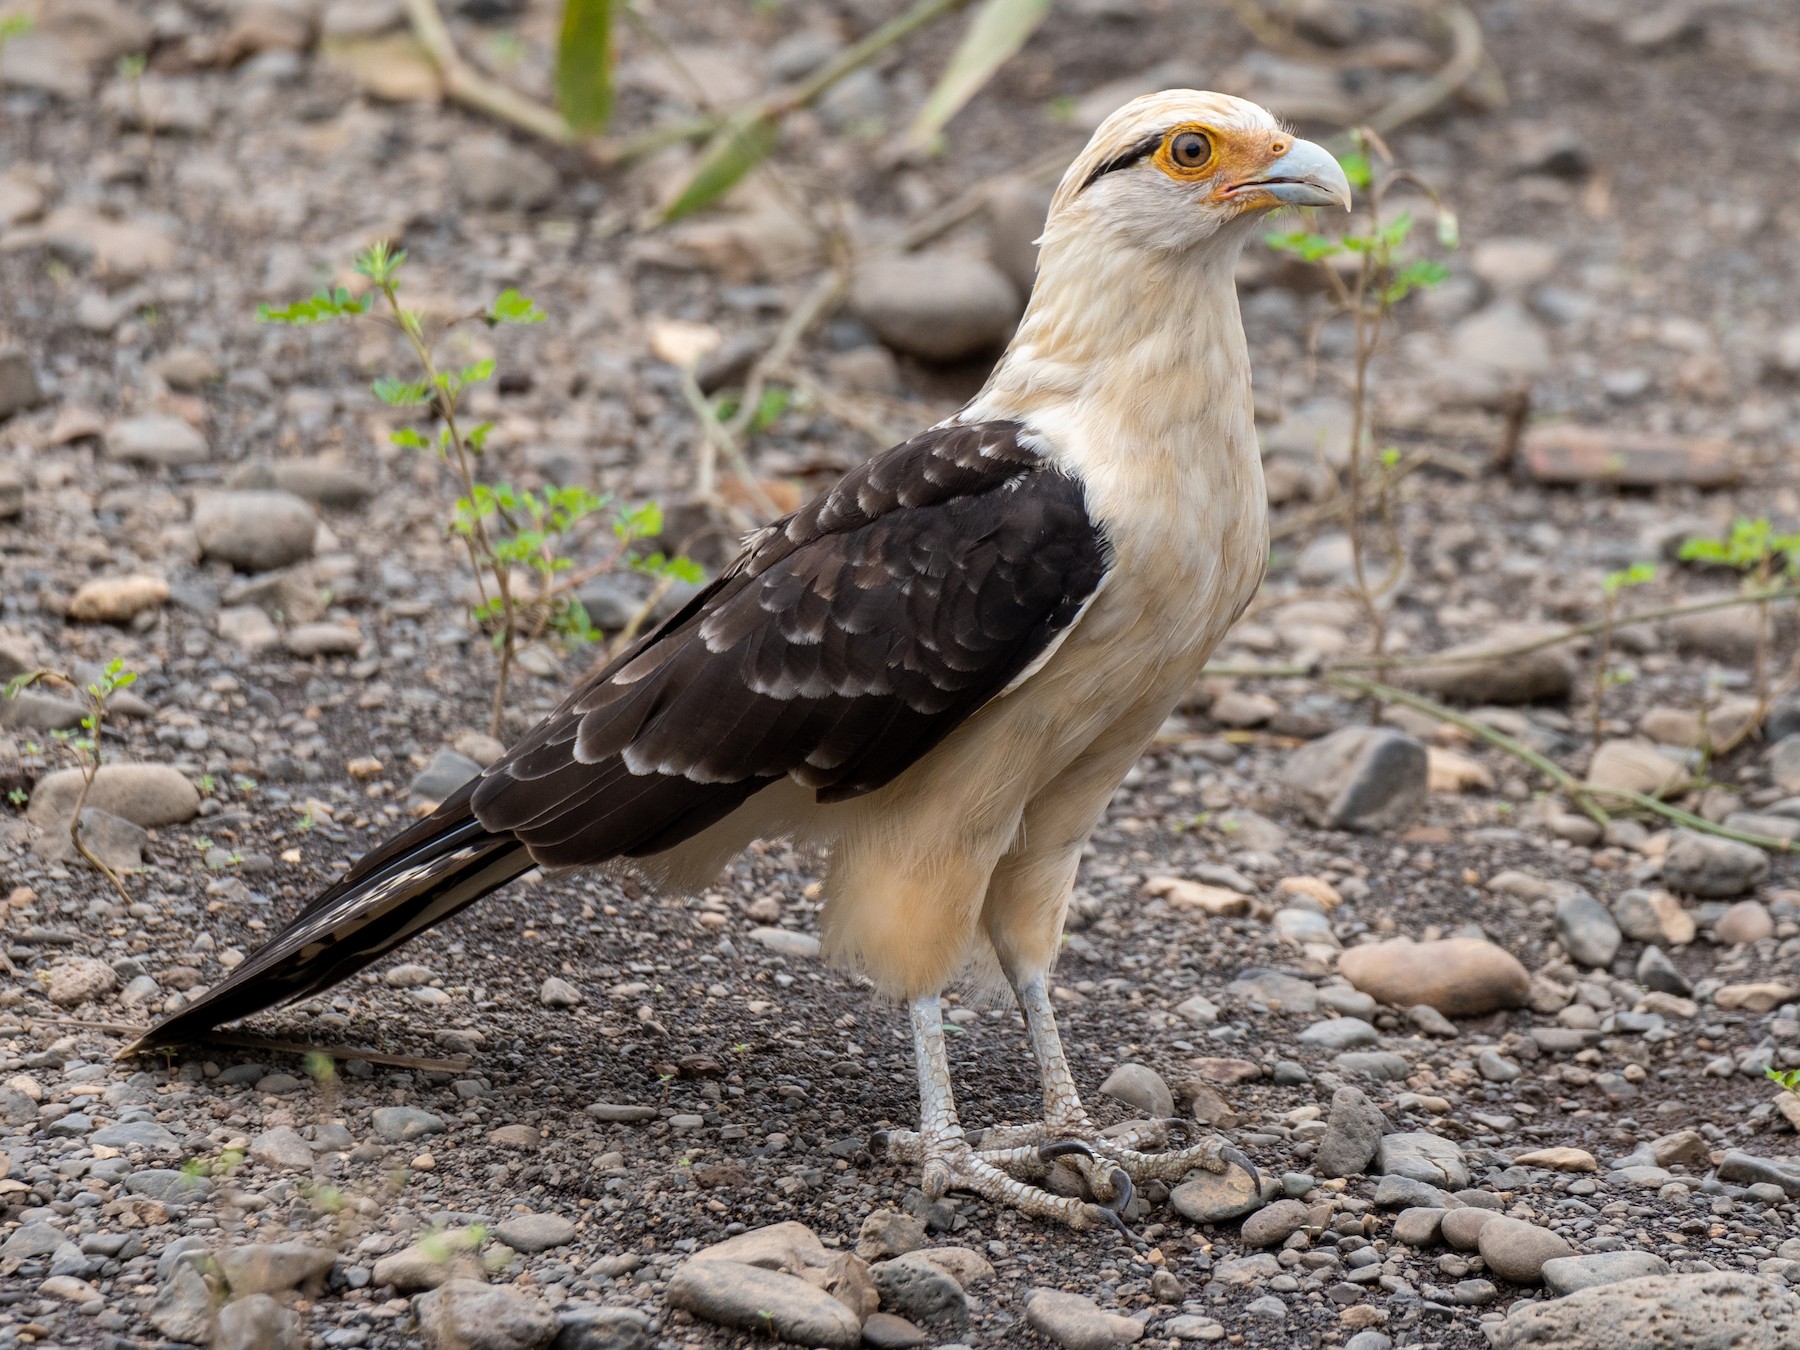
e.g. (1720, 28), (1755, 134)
(1206, 586), (1800, 680)
(402, 0), (576, 146)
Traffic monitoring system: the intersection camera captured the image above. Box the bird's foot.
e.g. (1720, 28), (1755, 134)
(874, 1129), (1141, 1237)
(875, 1121), (1257, 1237)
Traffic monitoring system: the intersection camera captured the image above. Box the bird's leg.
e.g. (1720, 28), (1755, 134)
(877, 994), (1132, 1234)
(975, 974), (1261, 1193)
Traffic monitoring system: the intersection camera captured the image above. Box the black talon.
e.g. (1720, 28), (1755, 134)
(1038, 1140), (1096, 1163)
(1159, 1117), (1191, 1145)
(1103, 1166), (1135, 1216)
(869, 1130), (891, 1153)
(1222, 1146), (1262, 1195)
(1096, 1203), (1149, 1247)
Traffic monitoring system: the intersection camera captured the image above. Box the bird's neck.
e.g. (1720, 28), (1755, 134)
(967, 229), (1259, 488)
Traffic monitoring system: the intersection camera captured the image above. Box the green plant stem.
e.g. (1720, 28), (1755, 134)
(1586, 787), (1798, 854)
(375, 284), (517, 738)
(1328, 674), (1611, 826)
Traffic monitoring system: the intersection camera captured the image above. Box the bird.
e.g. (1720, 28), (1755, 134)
(130, 90), (1349, 1234)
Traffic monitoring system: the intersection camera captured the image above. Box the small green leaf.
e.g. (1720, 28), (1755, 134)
(389, 427), (428, 450)
(906, 0), (1053, 152)
(1436, 207), (1460, 250)
(354, 240), (405, 286)
(458, 358), (496, 386)
(487, 289), (547, 325)
(1265, 230), (1342, 263)
(1337, 151), (1373, 191)
(372, 377), (431, 407)
(661, 112), (782, 223)
(257, 288), (369, 325)
(555, 0), (616, 135)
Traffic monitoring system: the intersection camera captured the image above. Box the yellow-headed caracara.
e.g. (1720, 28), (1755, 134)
(133, 91), (1350, 1234)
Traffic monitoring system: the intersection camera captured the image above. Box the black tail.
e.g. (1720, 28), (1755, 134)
(127, 783), (533, 1052)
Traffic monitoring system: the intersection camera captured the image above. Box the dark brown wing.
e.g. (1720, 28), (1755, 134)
(472, 419), (1112, 866)
(128, 419), (1108, 1051)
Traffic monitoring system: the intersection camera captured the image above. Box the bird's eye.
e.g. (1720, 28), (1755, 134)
(1169, 131), (1212, 170)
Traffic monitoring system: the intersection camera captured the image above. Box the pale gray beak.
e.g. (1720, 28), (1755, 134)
(1235, 137), (1353, 211)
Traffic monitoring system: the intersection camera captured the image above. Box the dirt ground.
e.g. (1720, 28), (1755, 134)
(2, 1), (1800, 1348)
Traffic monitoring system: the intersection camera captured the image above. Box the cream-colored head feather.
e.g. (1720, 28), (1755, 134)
(1045, 89), (1349, 255)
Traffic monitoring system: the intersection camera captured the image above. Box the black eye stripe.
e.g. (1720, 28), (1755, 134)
(1078, 132), (1163, 192)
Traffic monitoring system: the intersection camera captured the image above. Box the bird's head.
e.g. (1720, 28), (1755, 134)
(1046, 90), (1351, 256)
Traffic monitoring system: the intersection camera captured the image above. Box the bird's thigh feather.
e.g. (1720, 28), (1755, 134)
(981, 698), (1174, 982)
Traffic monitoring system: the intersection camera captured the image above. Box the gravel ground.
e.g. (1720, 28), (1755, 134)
(3, 2), (1800, 1348)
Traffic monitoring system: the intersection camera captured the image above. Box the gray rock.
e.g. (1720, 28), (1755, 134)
(1403, 623), (1578, 704)
(42, 954), (119, 1007)
(194, 490), (318, 571)
(1486, 1271), (1800, 1349)
(90, 1119), (179, 1151)
(1024, 1288), (1142, 1350)
(1098, 1062), (1174, 1118)
(416, 1278), (558, 1350)
(285, 622), (361, 657)
(410, 749), (484, 804)
(1451, 301), (1552, 378)
(1555, 892), (1622, 968)
(1298, 1017), (1379, 1050)
(218, 1243), (334, 1296)
(2, 1223), (63, 1259)
(0, 347), (43, 419)
(42, 806), (147, 871)
(150, 1259), (216, 1342)
(1636, 946), (1692, 996)
(550, 1305), (654, 1350)
(871, 1251), (967, 1327)
(1392, 1207), (1446, 1248)
(1376, 1132), (1469, 1189)
(1227, 968), (1319, 1014)
(215, 1294), (301, 1350)
(1317, 1085), (1389, 1177)
(227, 456), (373, 508)
(1477, 1048), (1521, 1083)
(1375, 1175), (1454, 1209)
(450, 134), (559, 211)
(1169, 1159), (1264, 1222)
(371, 1106), (447, 1142)
(665, 1258), (860, 1349)
(126, 1169), (214, 1203)
(1245, 1295), (1288, 1318)
(1345, 1334), (1392, 1350)
(1333, 1051), (1411, 1081)
(1717, 1151), (1800, 1197)
(1281, 726), (1428, 832)
(1240, 1199), (1309, 1248)
(494, 1213), (578, 1253)
(850, 254), (1022, 362)
(1662, 830), (1770, 898)
(0, 1086), (38, 1124)
(858, 1211), (928, 1261)
(1770, 734), (1800, 790)
(105, 413), (208, 466)
(248, 1125), (313, 1170)
(26, 763), (199, 828)
(540, 976), (583, 1008)
(1540, 1251), (1670, 1296)
(1441, 1206), (1499, 1249)
(1478, 1215), (1574, 1284)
